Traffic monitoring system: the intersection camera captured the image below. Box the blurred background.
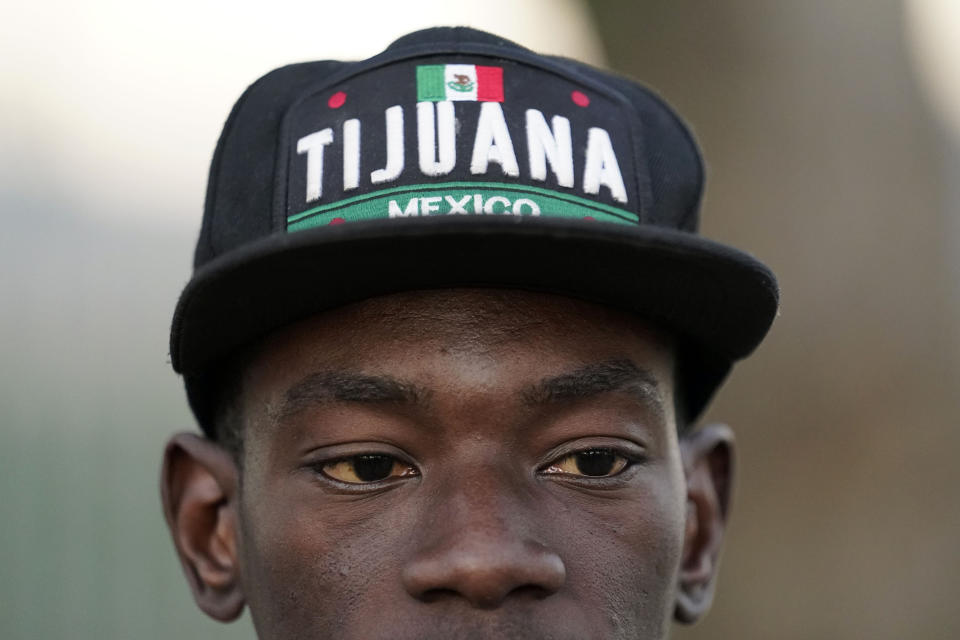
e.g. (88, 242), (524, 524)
(1, 1), (958, 638)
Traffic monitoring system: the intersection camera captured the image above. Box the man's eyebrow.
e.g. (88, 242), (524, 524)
(522, 358), (664, 416)
(275, 371), (427, 421)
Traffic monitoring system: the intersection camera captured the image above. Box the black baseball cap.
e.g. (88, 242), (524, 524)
(170, 26), (779, 434)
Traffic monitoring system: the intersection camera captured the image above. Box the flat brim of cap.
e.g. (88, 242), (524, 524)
(171, 216), (778, 419)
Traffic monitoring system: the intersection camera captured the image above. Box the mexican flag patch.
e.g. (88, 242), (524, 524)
(416, 64), (504, 102)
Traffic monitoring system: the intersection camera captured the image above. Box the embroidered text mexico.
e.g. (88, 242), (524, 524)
(388, 193), (541, 218)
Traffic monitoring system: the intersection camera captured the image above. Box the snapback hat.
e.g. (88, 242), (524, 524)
(171, 26), (779, 434)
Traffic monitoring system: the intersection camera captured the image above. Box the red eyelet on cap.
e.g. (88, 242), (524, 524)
(571, 90), (590, 107)
(328, 91), (347, 108)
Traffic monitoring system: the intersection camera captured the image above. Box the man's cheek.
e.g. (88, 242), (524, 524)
(240, 490), (411, 627)
(550, 470), (686, 620)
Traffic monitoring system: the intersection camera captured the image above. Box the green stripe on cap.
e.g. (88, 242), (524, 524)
(416, 65), (446, 102)
(287, 181), (636, 231)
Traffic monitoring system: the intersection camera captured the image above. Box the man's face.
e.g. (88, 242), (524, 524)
(162, 290), (732, 639)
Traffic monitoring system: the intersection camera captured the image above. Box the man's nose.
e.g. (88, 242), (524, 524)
(401, 477), (566, 609)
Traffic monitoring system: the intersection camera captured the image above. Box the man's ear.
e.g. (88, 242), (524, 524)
(674, 422), (735, 624)
(160, 432), (245, 621)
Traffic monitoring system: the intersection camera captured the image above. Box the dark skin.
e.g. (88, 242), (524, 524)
(162, 290), (734, 639)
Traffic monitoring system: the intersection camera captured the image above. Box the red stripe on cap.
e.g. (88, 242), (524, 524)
(476, 66), (504, 102)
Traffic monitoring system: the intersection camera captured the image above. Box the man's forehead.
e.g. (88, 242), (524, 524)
(255, 288), (675, 358)
(237, 288), (677, 420)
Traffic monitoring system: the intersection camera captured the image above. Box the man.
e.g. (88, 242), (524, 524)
(160, 26), (778, 639)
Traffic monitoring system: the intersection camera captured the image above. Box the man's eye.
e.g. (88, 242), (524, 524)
(321, 455), (418, 484)
(542, 448), (630, 477)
